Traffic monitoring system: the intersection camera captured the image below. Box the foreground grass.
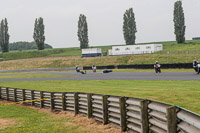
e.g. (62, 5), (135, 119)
(0, 80), (199, 114)
(0, 103), (86, 133)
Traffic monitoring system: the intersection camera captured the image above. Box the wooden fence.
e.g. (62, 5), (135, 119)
(0, 87), (200, 133)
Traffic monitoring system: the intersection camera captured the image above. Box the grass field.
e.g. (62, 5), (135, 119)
(0, 104), (82, 133)
(0, 80), (199, 114)
(0, 54), (199, 71)
(0, 102), (119, 133)
(0, 40), (199, 71)
(0, 71), (199, 132)
(0, 40), (199, 61)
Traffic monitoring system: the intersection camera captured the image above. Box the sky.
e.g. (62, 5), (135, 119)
(0, 0), (199, 48)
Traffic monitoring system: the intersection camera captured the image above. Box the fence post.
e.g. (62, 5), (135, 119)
(74, 92), (79, 115)
(14, 88), (17, 102)
(140, 100), (149, 133)
(22, 89), (25, 103)
(62, 92), (66, 111)
(6, 87), (9, 100)
(40, 91), (44, 108)
(0, 87), (2, 99)
(120, 96), (127, 132)
(31, 90), (34, 106)
(87, 93), (92, 118)
(102, 95), (108, 125)
(50, 92), (54, 111)
(167, 106), (177, 133)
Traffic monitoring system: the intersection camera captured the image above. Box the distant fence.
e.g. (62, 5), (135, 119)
(83, 65), (115, 70)
(83, 63), (193, 70)
(117, 63), (193, 69)
(156, 50), (200, 55)
(0, 87), (200, 133)
(108, 50), (200, 56)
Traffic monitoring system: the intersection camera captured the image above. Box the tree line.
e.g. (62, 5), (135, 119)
(0, 42), (52, 52)
(79, 0), (186, 48)
(0, 0), (186, 52)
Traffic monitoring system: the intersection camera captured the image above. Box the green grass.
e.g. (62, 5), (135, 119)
(1, 54), (199, 71)
(0, 80), (199, 114)
(0, 47), (81, 60)
(0, 74), (72, 79)
(0, 40), (200, 61)
(0, 40), (199, 70)
(0, 104), (85, 133)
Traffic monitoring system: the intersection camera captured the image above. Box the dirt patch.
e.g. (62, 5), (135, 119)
(0, 118), (16, 129)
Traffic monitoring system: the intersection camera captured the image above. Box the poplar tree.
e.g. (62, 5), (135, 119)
(173, 0), (186, 43)
(123, 8), (137, 45)
(0, 18), (9, 52)
(33, 17), (45, 50)
(78, 14), (89, 49)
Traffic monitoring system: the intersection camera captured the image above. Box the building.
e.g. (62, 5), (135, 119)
(192, 37), (200, 40)
(108, 44), (163, 56)
(82, 48), (102, 57)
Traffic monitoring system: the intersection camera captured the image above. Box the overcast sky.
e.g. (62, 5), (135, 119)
(0, 0), (199, 48)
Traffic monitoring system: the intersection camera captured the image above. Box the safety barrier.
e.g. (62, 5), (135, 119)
(83, 63), (193, 70)
(0, 87), (199, 133)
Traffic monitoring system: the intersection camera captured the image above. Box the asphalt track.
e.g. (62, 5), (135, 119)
(0, 72), (199, 81)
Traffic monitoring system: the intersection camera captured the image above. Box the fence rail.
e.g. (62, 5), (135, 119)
(0, 87), (199, 133)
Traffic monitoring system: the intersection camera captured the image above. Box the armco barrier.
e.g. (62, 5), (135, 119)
(117, 63), (193, 69)
(0, 87), (200, 133)
(83, 65), (115, 70)
(83, 63), (193, 70)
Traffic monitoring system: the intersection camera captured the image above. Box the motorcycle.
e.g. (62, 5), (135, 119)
(154, 64), (161, 73)
(92, 66), (96, 72)
(195, 64), (200, 74)
(76, 67), (80, 72)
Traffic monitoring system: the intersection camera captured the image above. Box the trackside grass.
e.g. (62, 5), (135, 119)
(0, 80), (199, 114)
(0, 103), (87, 133)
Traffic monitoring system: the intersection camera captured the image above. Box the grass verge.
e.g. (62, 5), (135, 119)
(0, 101), (120, 133)
(0, 102), (84, 133)
(0, 80), (199, 114)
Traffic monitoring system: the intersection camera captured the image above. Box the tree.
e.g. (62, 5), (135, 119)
(33, 17), (45, 50)
(123, 8), (137, 45)
(78, 14), (89, 49)
(0, 41), (52, 51)
(0, 18), (9, 52)
(173, 0), (186, 43)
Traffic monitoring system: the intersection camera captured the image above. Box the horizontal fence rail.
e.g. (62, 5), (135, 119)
(0, 87), (199, 133)
(83, 63), (193, 70)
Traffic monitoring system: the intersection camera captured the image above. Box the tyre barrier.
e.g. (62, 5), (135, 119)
(0, 87), (199, 133)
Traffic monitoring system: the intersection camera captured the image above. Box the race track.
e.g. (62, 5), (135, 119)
(0, 72), (199, 81)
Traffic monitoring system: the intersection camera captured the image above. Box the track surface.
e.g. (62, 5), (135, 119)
(0, 72), (199, 81)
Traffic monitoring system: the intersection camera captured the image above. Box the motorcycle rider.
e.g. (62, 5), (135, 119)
(75, 66), (80, 72)
(92, 64), (96, 72)
(193, 60), (199, 72)
(154, 61), (161, 73)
